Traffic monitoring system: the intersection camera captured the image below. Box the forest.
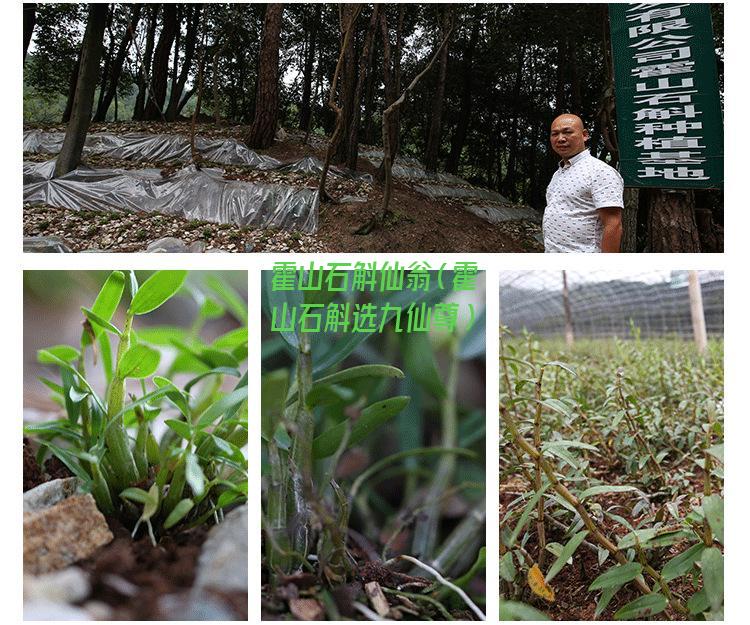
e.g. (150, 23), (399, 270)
(23, 3), (724, 253)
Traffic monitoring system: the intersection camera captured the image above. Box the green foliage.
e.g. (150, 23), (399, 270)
(500, 331), (724, 619)
(26, 271), (248, 541)
(261, 271), (485, 617)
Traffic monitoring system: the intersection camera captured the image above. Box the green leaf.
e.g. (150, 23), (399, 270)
(661, 543), (705, 582)
(165, 419), (192, 441)
(196, 387), (247, 429)
(701, 547), (723, 612)
(687, 588), (710, 615)
(703, 494), (723, 544)
(500, 551), (517, 582)
(403, 332), (446, 399)
(544, 360), (577, 377)
(579, 485), (637, 500)
(81, 307), (122, 337)
(199, 297), (225, 319)
(120, 487), (156, 506)
(617, 528), (658, 550)
(128, 270), (187, 315)
(83, 271), (125, 345)
(163, 498), (194, 529)
(499, 601), (549, 621)
(118, 344), (160, 379)
(505, 483), (551, 548)
(614, 593), (667, 620)
(589, 562), (642, 591)
(311, 283), (449, 374)
(706, 444), (724, 463)
(459, 307), (486, 360)
(38, 344), (80, 364)
(206, 275), (248, 324)
(545, 530), (589, 583)
(594, 585), (621, 619)
(312, 396), (410, 458)
(185, 452), (205, 497)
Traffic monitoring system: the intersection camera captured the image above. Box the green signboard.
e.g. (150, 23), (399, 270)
(609, 3), (723, 189)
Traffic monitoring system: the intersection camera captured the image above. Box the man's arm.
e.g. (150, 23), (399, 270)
(597, 207), (622, 253)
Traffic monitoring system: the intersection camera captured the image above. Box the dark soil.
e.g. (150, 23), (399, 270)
(78, 516), (226, 620)
(501, 453), (706, 621)
(23, 437), (72, 491)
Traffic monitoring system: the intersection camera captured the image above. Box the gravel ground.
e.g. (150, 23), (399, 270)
(23, 203), (330, 253)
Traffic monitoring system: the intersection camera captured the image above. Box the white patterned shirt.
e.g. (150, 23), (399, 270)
(542, 150), (624, 253)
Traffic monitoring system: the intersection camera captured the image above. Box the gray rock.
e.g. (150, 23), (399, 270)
(244, 242), (255, 252)
(188, 240), (207, 253)
(159, 590), (239, 621)
(24, 600), (92, 620)
(23, 478), (81, 513)
(23, 236), (73, 253)
(194, 504), (248, 593)
(146, 236), (190, 253)
(24, 493), (113, 575)
(24, 567), (90, 603)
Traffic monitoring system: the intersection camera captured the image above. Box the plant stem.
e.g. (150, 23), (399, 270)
(290, 331), (314, 557)
(431, 498), (485, 574)
(105, 313), (139, 490)
(412, 334), (459, 560)
(534, 365), (546, 568)
(266, 439), (291, 572)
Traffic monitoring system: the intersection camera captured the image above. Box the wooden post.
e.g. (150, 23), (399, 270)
(688, 270), (708, 354)
(562, 271), (574, 347)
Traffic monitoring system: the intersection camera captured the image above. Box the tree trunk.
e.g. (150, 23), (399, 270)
(333, 5), (358, 165)
(55, 4), (108, 177)
(445, 10), (480, 174)
(166, 4), (201, 121)
(424, 8), (452, 175)
(143, 3), (178, 120)
(246, 4), (284, 149)
(646, 189), (701, 252)
(298, 4), (321, 131)
(317, 5), (362, 201)
(345, 5), (379, 171)
(621, 187), (639, 252)
(23, 3), (36, 62)
(133, 5), (158, 120)
(61, 54), (81, 123)
(376, 6), (404, 182)
(95, 5), (116, 121)
(356, 23), (454, 234)
(502, 46), (525, 199)
(94, 4), (142, 122)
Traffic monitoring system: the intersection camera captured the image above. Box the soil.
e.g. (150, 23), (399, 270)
(23, 437), (72, 491)
(23, 121), (543, 253)
(501, 449), (708, 621)
(23, 438), (246, 620)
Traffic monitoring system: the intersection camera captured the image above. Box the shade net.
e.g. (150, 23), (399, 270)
(499, 270), (723, 339)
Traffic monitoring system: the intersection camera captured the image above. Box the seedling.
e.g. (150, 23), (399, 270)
(26, 270), (248, 543)
(500, 330), (724, 620)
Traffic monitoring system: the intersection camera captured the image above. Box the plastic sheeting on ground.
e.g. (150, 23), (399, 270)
(361, 148), (540, 224)
(23, 161), (319, 233)
(24, 130), (282, 169)
(23, 131), (373, 184)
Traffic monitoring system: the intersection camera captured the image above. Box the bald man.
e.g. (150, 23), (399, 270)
(542, 114), (623, 253)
